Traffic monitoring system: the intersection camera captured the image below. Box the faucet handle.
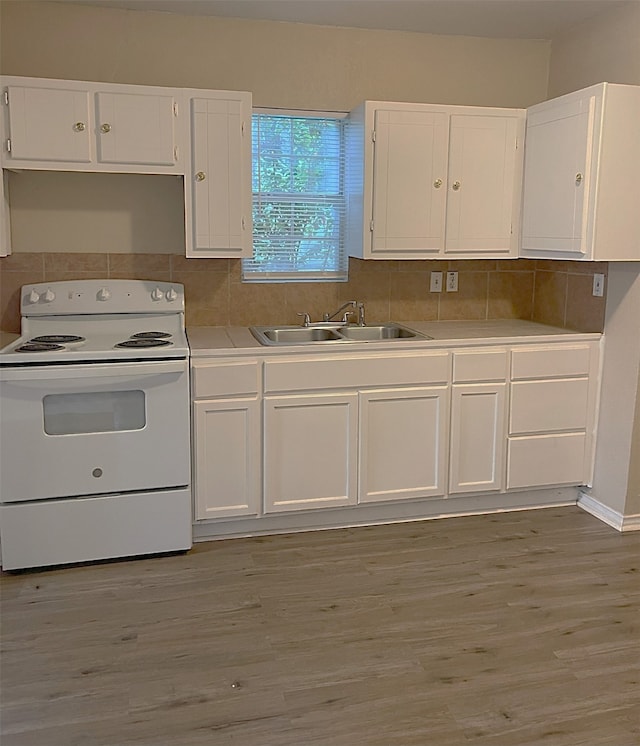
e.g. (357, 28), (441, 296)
(297, 312), (311, 327)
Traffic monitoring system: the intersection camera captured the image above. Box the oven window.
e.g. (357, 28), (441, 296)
(43, 390), (146, 435)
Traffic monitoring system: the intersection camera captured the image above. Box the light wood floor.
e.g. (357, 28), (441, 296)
(1, 506), (639, 746)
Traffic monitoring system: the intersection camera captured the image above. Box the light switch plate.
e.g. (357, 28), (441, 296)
(430, 272), (443, 293)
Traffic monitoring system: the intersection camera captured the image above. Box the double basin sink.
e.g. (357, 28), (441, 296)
(250, 322), (431, 346)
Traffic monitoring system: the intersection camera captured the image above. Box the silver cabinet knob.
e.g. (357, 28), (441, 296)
(575, 173), (583, 184)
(195, 171), (206, 182)
(433, 179), (443, 189)
(100, 123), (112, 133)
(73, 122), (86, 132)
(452, 181), (461, 191)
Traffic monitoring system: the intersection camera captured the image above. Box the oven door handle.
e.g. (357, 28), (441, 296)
(0, 360), (187, 382)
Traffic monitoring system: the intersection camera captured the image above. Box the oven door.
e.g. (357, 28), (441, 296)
(0, 360), (190, 503)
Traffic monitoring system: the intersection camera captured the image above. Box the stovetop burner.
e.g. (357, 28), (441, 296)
(115, 339), (173, 349)
(30, 335), (85, 344)
(131, 332), (172, 339)
(16, 342), (66, 352)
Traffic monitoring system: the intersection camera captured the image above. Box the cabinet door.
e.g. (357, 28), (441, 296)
(187, 94), (252, 257)
(193, 398), (260, 519)
(371, 108), (448, 256)
(521, 96), (595, 257)
(449, 383), (506, 494)
(359, 387), (448, 503)
(264, 393), (358, 513)
(95, 91), (177, 166)
(445, 114), (519, 255)
(6, 85), (92, 163)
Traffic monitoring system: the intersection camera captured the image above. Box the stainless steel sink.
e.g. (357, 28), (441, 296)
(250, 323), (430, 346)
(337, 324), (421, 341)
(262, 327), (342, 343)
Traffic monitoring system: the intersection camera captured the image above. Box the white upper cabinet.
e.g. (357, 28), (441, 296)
(94, 91), (177, 167)
(521, 83), (640, 261)
(346, 101), (525, 260)
(1, 77), (184, 174)
(185, 91), (252, 258)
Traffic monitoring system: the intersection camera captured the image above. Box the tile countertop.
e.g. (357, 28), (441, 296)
(187, 320), (602, 358)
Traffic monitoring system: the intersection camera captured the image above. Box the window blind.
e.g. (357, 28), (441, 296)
(242, 112), (348, 282)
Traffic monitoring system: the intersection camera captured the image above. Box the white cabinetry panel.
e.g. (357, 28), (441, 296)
(359, 387), (448, 503)
(510, 378), (589, 434)
(371, 109), (448, 254)
(187, 92), (252, 257)
(521, 82), (640, 261)
(347, 100), (524, 260)
(95, 91), (177, 166)
(445, 115), (519, 255)
(507, 433), (586, 489)
(449, 383), (506, 494)
(264, 393), (358, 513)
(193, 398), (260, 519)
(1, 77), (184, 173)
(6, 85), (92, 163)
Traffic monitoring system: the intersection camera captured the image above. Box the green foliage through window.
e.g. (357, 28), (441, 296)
(242, 112), (348, 282)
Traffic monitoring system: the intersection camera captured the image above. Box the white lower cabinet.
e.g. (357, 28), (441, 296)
(191, 338), (600, 529)
(449, 383), (506, 494)
(193, 398), (260, 519)
(506, 343), (598, 489)
(449, 348), (508, 494)
(191, 359), (261, 519)
(263, 393), (359, 513)
(359, 387), (448, 503)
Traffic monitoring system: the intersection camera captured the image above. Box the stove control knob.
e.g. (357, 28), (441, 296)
(28, 289), (40, 304)
(42, 288), (56, 303)
(151, 287), (165, 301)
(166, 287), (178, 302)
(97, 287), (111, 302)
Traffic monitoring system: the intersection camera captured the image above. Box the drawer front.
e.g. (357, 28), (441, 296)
(264, 352), (450, 393)
(507, 433), (586, 489)
(192, 361), (260, 398)
(511, 344), (592, 380)
(453, 349), (508, 382)
(510, 378), (590, 434)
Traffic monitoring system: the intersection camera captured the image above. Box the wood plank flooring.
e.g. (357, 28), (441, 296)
(1, 506), (639, 745)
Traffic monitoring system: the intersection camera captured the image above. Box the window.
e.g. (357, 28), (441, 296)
(242, 111), (348, 282)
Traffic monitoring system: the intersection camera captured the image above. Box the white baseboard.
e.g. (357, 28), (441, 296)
(577, 491), (640, 532)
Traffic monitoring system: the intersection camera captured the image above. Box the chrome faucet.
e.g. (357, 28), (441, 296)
(296, 312), (311, 327)
(357, 302), (366, 327)
(323, 300), (357, 323)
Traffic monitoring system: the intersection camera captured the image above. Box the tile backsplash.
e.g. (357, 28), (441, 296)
(0, 254), (607, 334)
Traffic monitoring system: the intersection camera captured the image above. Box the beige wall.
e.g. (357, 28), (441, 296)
(548, 1), (640, 96)
(0, 1), (549, 109)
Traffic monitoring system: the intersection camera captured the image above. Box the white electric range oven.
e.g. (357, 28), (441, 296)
(0, 280), (192, 570)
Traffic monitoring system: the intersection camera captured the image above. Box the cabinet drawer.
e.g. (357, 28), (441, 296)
(507, 433), (586, 489)
(511, 345), (592, 380)
(453, 349), (508, 382)
(510, 378), (589, 434)
(192, 361), (260, 398)
(264, 352), (449, 393)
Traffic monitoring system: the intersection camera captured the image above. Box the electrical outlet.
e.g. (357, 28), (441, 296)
(446, 271), (458, 292)
(593, 273), (605, 297)
(430, 271), (443, 293)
